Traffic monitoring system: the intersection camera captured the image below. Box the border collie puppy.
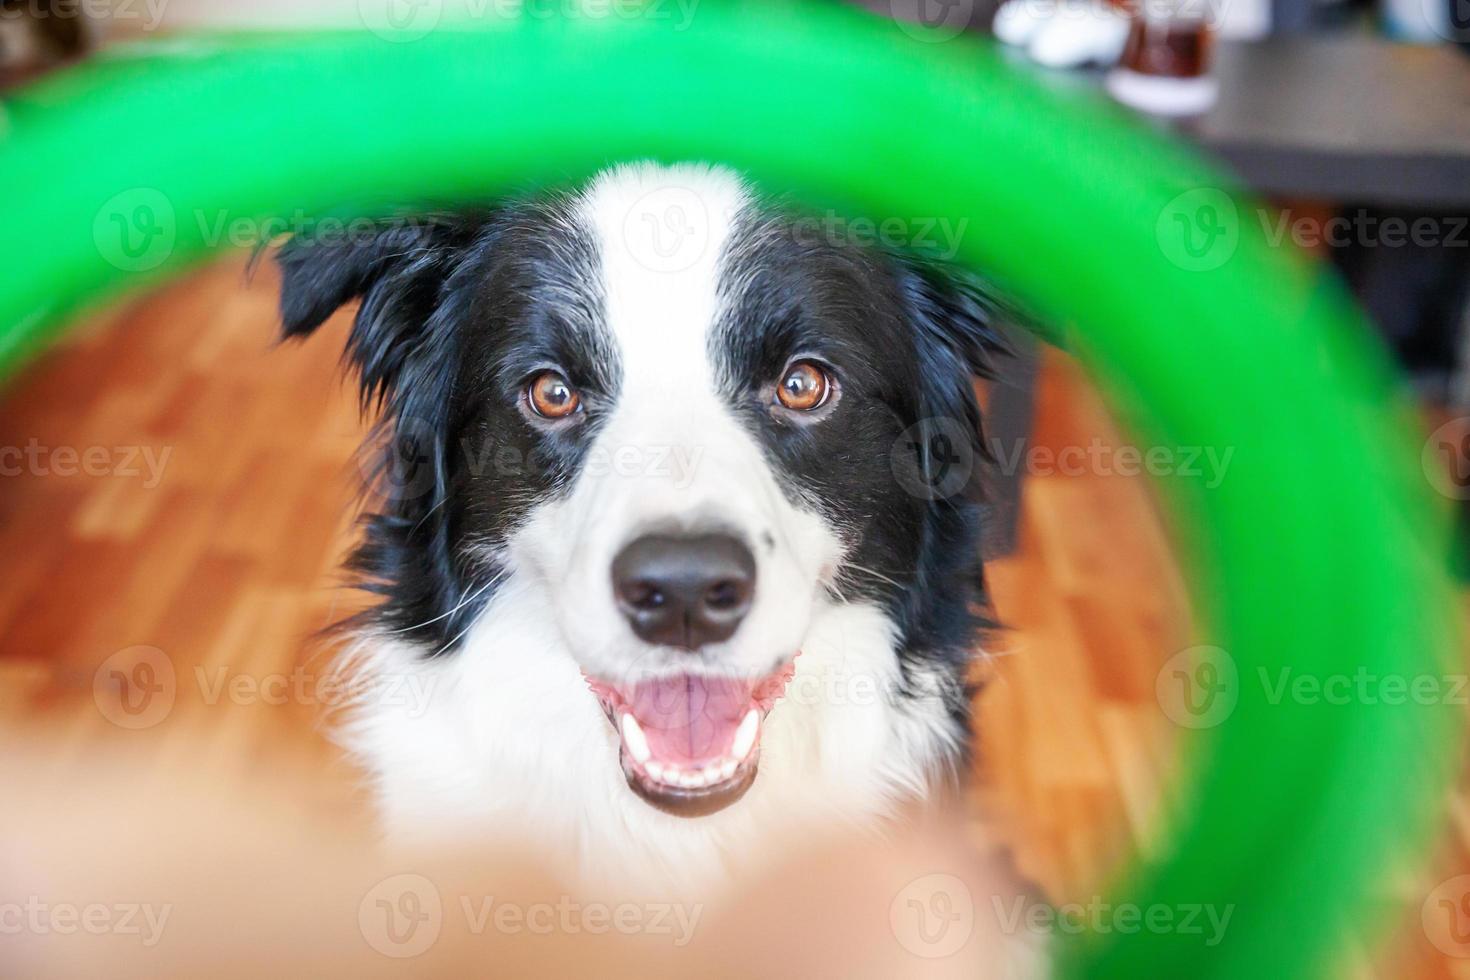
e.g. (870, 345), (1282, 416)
(277, 163), (1006, 892)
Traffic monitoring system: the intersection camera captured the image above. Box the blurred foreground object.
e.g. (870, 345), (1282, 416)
(0, 752), (1044, 979)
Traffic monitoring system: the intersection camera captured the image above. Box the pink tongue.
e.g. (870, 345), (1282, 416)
(625, 674), (754, 766)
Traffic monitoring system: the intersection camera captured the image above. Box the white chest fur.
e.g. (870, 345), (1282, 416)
(336, 572), (961, 896)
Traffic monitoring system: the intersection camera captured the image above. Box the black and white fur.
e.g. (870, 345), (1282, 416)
(277, 163), (1006, 893)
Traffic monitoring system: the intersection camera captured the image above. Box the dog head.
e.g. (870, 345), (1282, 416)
(277, 163), (1005, 818)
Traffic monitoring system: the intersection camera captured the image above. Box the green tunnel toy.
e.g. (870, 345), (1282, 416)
(0, 2), (1460, 976)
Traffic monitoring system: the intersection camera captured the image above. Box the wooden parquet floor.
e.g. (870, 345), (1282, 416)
(0, 254), (1465, 977)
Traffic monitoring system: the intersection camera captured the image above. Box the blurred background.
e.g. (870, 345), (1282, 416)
(7, 0), (1466, 402)
(0, 0), (1467, 976)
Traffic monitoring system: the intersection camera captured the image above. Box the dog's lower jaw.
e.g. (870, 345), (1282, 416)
(333, 582), (965, 896)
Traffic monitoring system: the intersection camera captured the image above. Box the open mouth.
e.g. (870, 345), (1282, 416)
(585, 658), (797, 817)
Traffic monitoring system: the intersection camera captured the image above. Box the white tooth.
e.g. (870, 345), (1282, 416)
(620, 713), (651, 763)
(719, 759), (737, 781)
(681, 771), (703, 788)
(702, 764), (722, 784)
(732, 709), (760, 760)
(646, 761), (665, 781)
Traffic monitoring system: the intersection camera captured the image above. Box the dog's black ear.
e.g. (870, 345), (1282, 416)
(275, 217), (495, 652)
(275, 216), (484, 410)
(898, 259), (1009, 388)
(883, 257), (1015, 678)
(894, 257), (1013, 499)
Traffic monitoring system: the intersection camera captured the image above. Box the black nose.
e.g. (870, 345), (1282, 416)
(611, 533), (756, 650)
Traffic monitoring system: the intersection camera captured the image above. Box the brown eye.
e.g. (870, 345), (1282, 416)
(776, 361), (831, 412)
(527, 371), (580, 419)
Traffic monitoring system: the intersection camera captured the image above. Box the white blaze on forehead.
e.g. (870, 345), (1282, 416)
(528, 163), (839, 687)
(574, 162), (750, 402)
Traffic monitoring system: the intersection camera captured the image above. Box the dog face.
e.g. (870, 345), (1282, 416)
(277, 163), (1003, 819)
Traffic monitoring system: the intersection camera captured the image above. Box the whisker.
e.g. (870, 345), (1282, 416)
(427, 608), (485, 659)
(380, 571), (501, 636)
(843, 562), (904, 589)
